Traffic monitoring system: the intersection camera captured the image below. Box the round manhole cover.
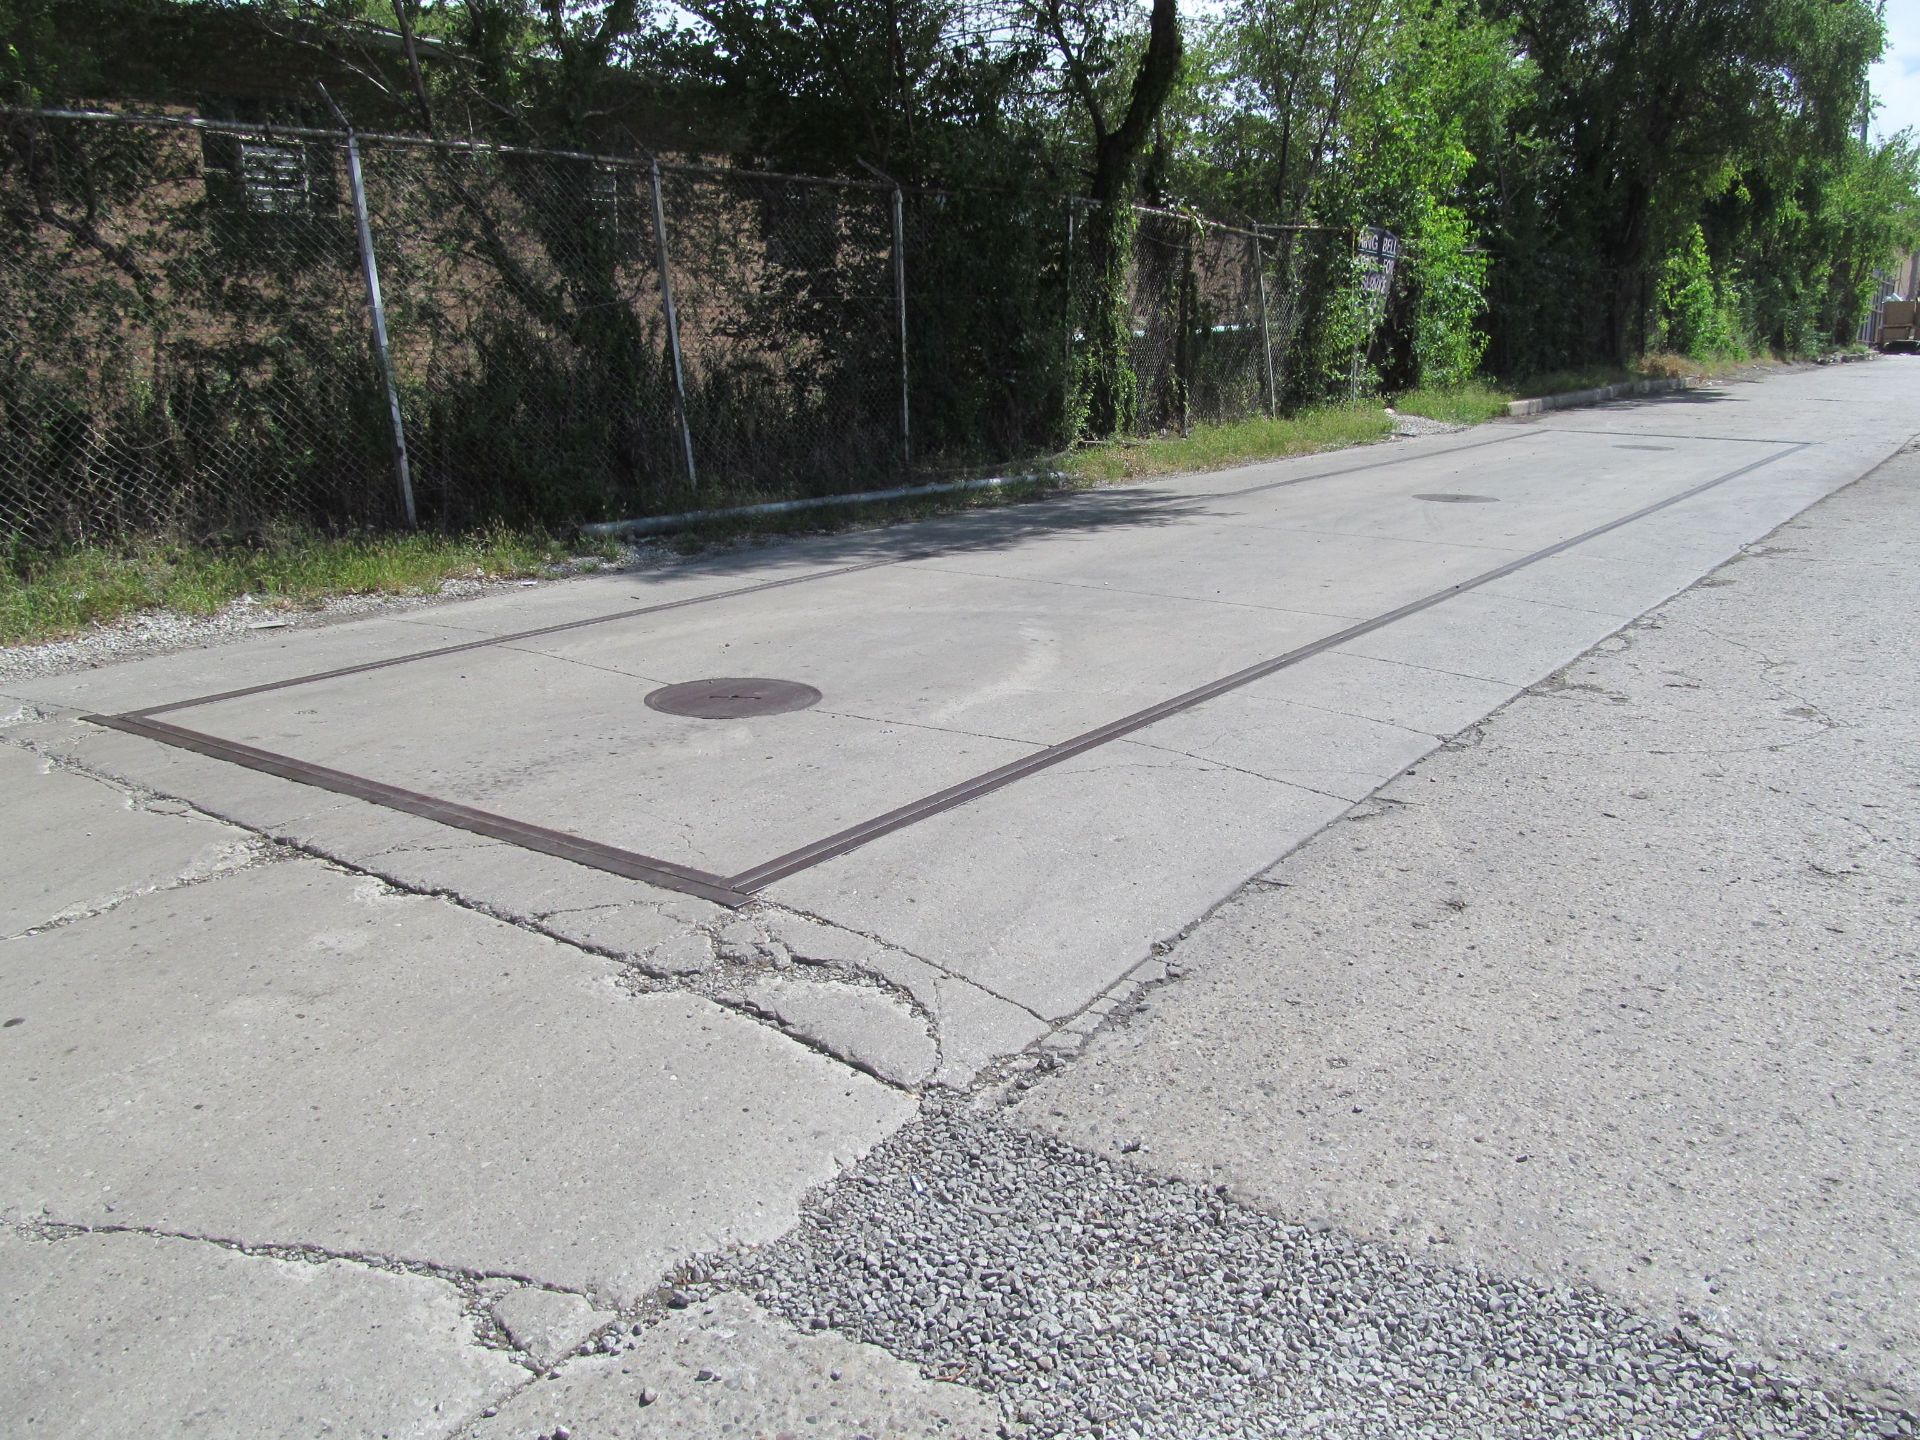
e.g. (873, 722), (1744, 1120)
(644, 678), (822, 719)
(1413, 493), (1500, 503)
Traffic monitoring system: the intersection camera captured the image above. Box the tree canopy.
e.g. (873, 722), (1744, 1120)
(8, 0), (1917, 399)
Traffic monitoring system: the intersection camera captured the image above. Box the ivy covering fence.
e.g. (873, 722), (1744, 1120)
(0, 108), (1389, 544)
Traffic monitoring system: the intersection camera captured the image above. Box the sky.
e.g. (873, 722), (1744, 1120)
(1871, 0), (1920, 138)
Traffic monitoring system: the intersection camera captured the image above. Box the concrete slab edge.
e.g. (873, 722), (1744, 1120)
(1506, 375), (1693, 416)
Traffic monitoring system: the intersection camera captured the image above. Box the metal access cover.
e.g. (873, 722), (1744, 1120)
(644, 677), (822, 719)
(1413, 493), (1500, 503)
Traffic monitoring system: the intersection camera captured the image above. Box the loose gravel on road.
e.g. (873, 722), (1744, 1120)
(713, 1105), (1916, 1440)
(0, 577), (516, 683)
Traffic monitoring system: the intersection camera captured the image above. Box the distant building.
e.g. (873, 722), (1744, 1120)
(1862, 253), (1920, 345)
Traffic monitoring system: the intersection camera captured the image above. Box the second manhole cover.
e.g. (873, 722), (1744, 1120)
(1413, 493), (1500, 503)
(644, 677), (822, 719)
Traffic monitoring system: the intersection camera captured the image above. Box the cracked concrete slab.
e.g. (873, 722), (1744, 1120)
(469, 1292), (998, 1439)
(0, 1226), (523, 1440)
(1018, 441), (1920, 1406)
(769, 746), (1353, 1021)
(0, 860), (912, 1304)
(720, 909), (1037, 1089)
(5, 366), (1913, 1098)
(759, 912), (1051, 1089)
(920, 975), (1052, 1088)
(2, 365), (1915, 1437)
(6, 722), (732, 969)
(0, 742), (262, 937)
(256, 800), (731, 964)
(764, 910), (891, 968)
(491, 1285), (615, 1370)
(729, 973), (937, 1089)
(8, 711), (346, 836)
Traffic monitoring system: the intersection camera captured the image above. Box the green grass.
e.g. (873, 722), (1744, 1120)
(1392, 353), (1780, 427)
(0, 398), (1528, 646)
(1060, 403), (1395, 485)
(1393, 367), (1651, 424)
(1390, 381), (1514, 426)
(1, 525), (611, 646)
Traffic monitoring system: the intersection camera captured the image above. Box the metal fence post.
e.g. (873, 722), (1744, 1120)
(1252, 231), (1277, 417)
(890, 185), (911, 468)
(649, 157), (698, 491)
(337, 123), (417, 527)
(1063, 201), (1077, 381)
(1349, 229), (1366, 401)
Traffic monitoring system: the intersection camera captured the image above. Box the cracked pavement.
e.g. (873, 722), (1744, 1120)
(2, 362), (1918, 1436)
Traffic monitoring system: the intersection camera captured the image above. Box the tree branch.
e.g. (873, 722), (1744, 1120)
(1042, 0), (1108, 147)
(391, 0), (439, 137)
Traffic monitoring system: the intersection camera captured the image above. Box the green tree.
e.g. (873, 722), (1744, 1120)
(1487, 0), (1885, 363)
(1028, 0), (1184, 436)
(1819, 132), (1920, 341)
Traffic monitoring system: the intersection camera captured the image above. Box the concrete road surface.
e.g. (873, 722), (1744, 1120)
(2, 359), (1916, 1436)
(1021, 428), (1920, 1416)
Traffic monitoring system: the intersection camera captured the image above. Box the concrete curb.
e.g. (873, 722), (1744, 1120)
(580, 473), (1046, 540)
(1506, 375), (1693, 417)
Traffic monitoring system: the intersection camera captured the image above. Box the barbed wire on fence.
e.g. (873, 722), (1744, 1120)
(1, 107), (1387, 547)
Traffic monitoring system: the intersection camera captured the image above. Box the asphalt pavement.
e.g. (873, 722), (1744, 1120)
(2, 359), (1916, 1436)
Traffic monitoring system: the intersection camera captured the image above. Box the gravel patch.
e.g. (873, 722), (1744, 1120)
(1, 582), (492, 684)
(1386, 410), (1465, 439)
(711, 1105), (1917, 1440)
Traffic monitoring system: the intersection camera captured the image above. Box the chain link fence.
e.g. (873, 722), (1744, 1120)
(357, 140), (683, 527)
(0, 113), (387, 543)
(1, 108), (1382, 547)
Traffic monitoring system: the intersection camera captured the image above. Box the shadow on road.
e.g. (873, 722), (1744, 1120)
(612, 482), (1213, 591)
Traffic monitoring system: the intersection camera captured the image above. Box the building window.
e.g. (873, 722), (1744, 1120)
(236, 140), (317, 216)
(582, 163), (644, 260)
(202, 128), (340, 245)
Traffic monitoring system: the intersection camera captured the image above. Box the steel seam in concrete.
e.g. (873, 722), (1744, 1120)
(132, 431), (1533, 724)
(84, 438), (1807, 908)
(128, 557), (910, 721)
(84, 713), (751, 907)
(723, 442), (1810, 891)
(115, 435), (1513, 727)
(1198, 428), (1529, 502)
(1543, 428), (1812, 446)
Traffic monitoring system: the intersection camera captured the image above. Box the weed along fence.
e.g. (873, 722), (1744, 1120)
(0, 108), (1384, 546)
